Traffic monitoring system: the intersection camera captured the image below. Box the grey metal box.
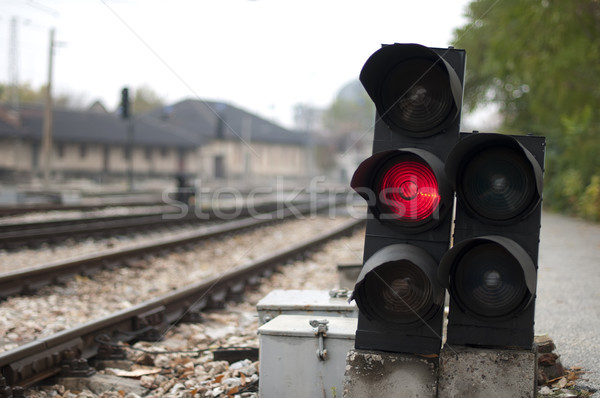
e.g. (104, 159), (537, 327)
(258, 314), (357, 398)
(256, 289), (357, 324)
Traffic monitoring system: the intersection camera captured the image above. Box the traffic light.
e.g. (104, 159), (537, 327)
(121, 87), (130, 119)
(350, 43), (465, 354)
(439, 132), (545, 349)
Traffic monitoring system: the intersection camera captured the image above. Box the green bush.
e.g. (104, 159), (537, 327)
(545, 169), (583, 215)
(578, 175), (600, 221)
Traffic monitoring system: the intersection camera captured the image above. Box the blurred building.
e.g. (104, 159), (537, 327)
(148, 99), (309, 184)
(0, 99), (311, 185)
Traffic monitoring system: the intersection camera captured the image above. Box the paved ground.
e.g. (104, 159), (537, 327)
(536, 211), (600, 394)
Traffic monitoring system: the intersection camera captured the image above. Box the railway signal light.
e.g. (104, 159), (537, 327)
(439, 132), (545, 349)
(121, 87), (130, 119)
(350, 43), (465, 354)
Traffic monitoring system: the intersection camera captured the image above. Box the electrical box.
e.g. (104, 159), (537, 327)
(257, 314), (357, 398)
(256, 289), (357, 324)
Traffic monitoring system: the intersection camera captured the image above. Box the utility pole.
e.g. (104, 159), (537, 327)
(243, 113), (252, 181)
(127, 120), (134, 191)
(40, 28), (55, 190)
(9, 17), (20, 113)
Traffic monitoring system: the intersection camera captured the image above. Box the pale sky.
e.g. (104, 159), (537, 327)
(1, 0), (472, 128)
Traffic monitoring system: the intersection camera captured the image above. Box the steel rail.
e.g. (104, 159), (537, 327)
(0, 217), (364, 388)
(0, 200), (305, 248)
(0, 201), (166, 218)
(0, 202), (326, 298)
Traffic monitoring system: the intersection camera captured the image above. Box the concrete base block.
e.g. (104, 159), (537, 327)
(343, 349), (438, 398)
(438, 345), (537, 398)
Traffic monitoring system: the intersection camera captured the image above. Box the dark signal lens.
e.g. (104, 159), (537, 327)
(377, 159), (440, 222)
(359, 260), (436, 324)
(452, 243), (530, 319)
(460, 147), (536, 222)
(380, 58), (455, 135)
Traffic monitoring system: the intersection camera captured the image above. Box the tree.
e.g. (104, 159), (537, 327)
(453, 0), (600, 219)
(323, 80), (374, 137)
(0, 82), (86, 109)
(132, 85), (165, 114)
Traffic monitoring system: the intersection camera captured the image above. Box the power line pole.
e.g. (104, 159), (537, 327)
(9, 17), (20, 113)
(41, 28), (55, 190)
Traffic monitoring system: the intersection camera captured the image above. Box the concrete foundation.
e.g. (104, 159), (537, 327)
(438, 345), (537, 398)
(342, 349), (438, 398)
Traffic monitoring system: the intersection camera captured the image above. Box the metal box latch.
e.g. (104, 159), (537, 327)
(309, 319), (329, 361)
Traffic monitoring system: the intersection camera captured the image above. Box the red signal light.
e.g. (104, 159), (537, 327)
(351, 148), (451, 232)
(377, 159), (441, 222)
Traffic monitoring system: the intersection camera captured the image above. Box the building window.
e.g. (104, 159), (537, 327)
(103, 145), (110, 171)
(80, 144), (87, 158)
(161, 147), (169, 158)
(56, 143), (65, 158)
(124, 146), (131, 160)
(145, 147), (153, 160)
(214, 155), (225, 179)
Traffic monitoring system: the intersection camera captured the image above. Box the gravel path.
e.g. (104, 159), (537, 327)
(536, 211), (600, 394)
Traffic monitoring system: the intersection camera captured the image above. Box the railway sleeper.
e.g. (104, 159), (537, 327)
(132, 306), (167, 342)
(0, 376), (24, 398)
(177, 298), (208, 324)
(227, 280), (247, 303)
(78, 261), (105, 277)
(2, 338), (85, 387)
(206, 288), (227, 309)
(59, 350), (95, 378)
(94, 335), (127, 361)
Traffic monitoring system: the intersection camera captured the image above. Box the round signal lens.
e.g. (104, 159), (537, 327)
(359, 260), (437, 324)
(451, 243), (530, 319)
(377, 158), (441, 222)
(380, 58), (455, 136)
(459, 146), (536, 222)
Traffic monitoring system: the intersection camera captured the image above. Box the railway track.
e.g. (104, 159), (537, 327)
(0, 217), (363, 390)
(0, 199), (307, 249)
(0, 200), (165, 218)
(0, 202), (329, 299)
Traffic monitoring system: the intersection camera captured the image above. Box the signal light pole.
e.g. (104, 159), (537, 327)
(121, 87), (134, 190)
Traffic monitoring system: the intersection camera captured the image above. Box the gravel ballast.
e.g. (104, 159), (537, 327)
(8, 210), (598, 397)
(20, 220), (365, 397)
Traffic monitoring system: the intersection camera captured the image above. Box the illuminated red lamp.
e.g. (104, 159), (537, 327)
(351, 148), (451, 231)
(378, 159), (441, 222)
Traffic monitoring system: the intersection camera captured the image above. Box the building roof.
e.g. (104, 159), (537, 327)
(0, 99), (308, 148)
(149, 99), (308, 146)
(0, 108), (27, 139)
(14, 105), (202, 148)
